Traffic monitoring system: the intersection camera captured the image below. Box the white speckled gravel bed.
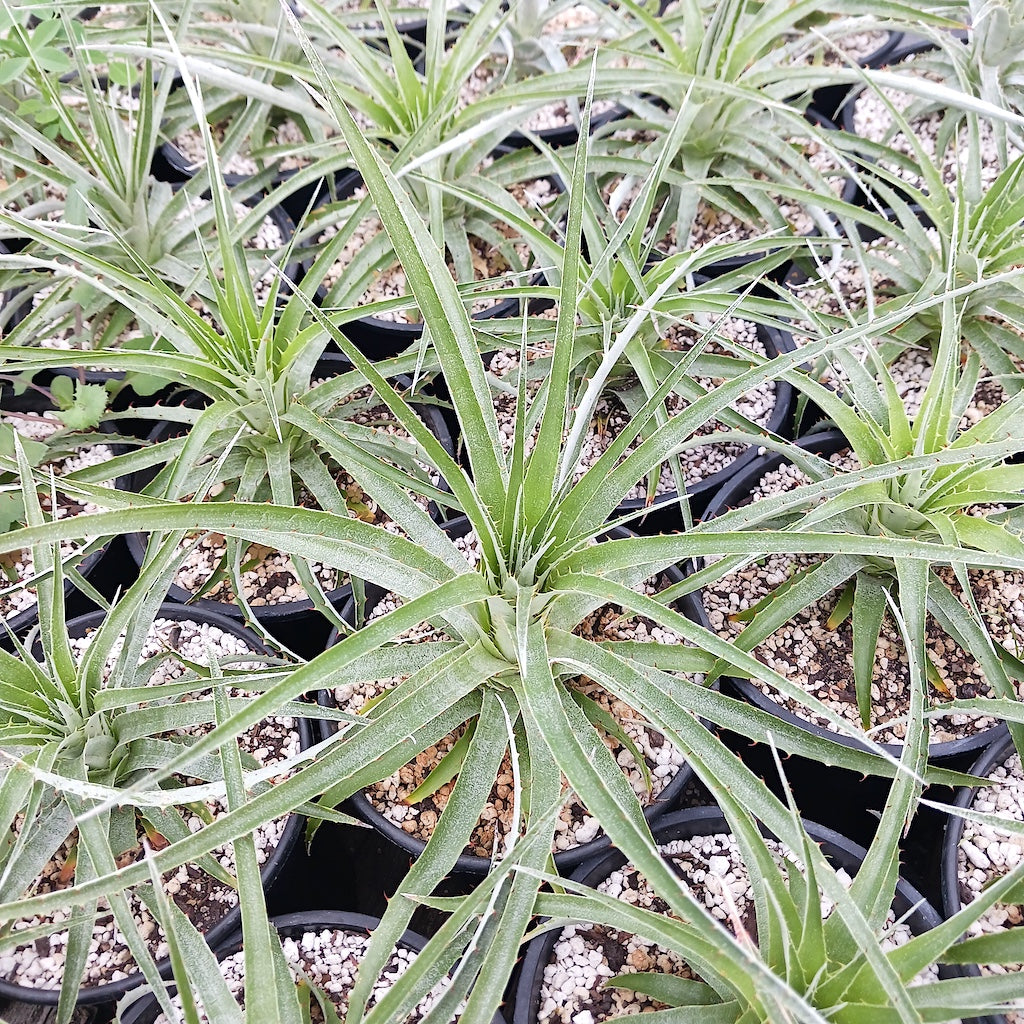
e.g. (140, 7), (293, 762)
(0, 412), (116, 626)
(535, 828), (931, 1022)
(1, 617), (300, 993)
(955, 749), (1024, 1023)
(314, 177), (555, 322)
(151, 924), (451, 1023)
(702, 450), (1024, 745)
(488, 315), (778, 498)
(330, 530), (692, 861)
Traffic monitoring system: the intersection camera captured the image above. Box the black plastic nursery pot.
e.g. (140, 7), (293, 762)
(0, 603), (312, 1010)
(511, 805), (950, 1024)
(0, 386), (133, 640)
(940, 733), (1023, 1024)
(318, 515), (701, 876)
(611, 319), (798, 533)
(700, 429), (1010, 764)
(117, 910), (508, 1024)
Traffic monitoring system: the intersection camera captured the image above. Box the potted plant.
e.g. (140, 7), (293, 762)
(582, 0), (891, 277)
(123, 366), (452, 652)
(697, 299), (1024, 758)
(514, 790), (1024, 1022)
(0, 45), (302, 402)
(0, 520), (314, 1014)
(844, 2), (1024, 196)
(0, 78), (450, 654)
(320, 516), (702, 873)
(2, 58), (1012, 1023)
(468, 133), (801, 529)
(153, 0), (358, 219)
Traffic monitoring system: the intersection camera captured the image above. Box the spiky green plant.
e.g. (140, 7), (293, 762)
(0, 470), (335, 1020)
(526, 731), (1024, 1023)
(695, 268), (1024, 740)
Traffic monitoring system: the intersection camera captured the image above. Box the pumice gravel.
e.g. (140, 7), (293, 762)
(955, 748), (1024, 1023)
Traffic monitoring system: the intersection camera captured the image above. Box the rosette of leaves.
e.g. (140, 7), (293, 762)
(696, 277), (1024, 740)
(791, 132), (1024, 394)
(586, 0), (912, 244)
(152, 0), (356, 186)
(465, 122), (805, 517)
(7, 43), (1024, 1022)
(290, 0), (650, 300)
(0, 70), (448, 648)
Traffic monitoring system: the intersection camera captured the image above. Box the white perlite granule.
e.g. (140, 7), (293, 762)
(152, 926), (452, 1023)
(956, 750), (1024, 1023)
(537, 831), (933, 1022)
(1, 617), (299, 992)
